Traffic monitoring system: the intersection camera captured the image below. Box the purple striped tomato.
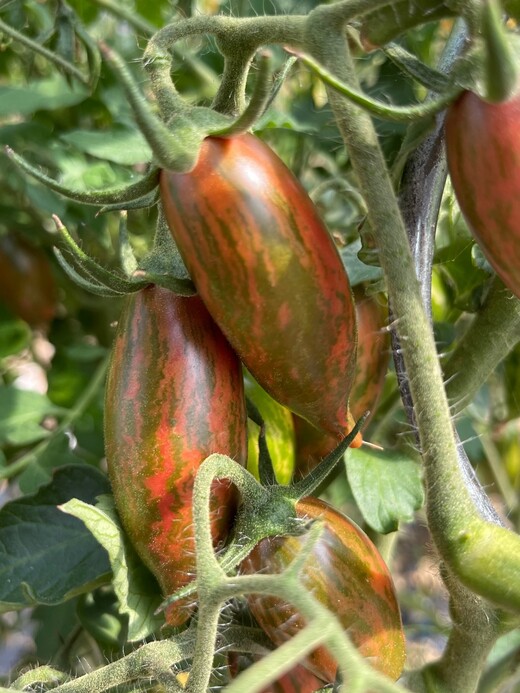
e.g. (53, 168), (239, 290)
(104, 285), (247, 626)
(160, 134), (361, 445)
(349, 286), (389, 423)
(0, 233), (57, 329)
(445, 90), (520, 298)
(240, 497), (405, 684)
(228, 652), (325, 693)
(293, 287), (388, 478)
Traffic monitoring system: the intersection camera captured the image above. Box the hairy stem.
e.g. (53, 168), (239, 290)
(444, 277), (520, 414)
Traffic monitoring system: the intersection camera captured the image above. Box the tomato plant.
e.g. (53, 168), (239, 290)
(104, 285), (247, 626)
(160, 133), (360, 444)
(240, 496), (406, 684)
(2, 1), (520, 691)
(445, 89), (520, 299)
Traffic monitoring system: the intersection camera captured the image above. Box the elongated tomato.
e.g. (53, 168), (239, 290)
(160, 134), (359, 443)
(104, 286), (247, 626)
(228, 652), (325, 692)
(240, 497), (405, 683)
(445, 90), (520, 298)
(293, 287), (388, 478)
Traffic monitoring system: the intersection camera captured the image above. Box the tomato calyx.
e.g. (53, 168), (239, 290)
(157, 414), (366, 617)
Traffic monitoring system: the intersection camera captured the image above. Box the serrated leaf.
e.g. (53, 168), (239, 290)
(0, 385), (61, 446)
(61, 495), (163, 641)
(0, 465), (111, 612)
(0, 75), (87, 117)
(345, 447), (424, 533)
(61, 128), (152, 166)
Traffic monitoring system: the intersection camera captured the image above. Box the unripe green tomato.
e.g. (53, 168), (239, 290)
(245, 370), (296, 485)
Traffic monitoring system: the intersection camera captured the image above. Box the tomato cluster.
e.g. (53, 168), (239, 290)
(103, 133), (404, 686)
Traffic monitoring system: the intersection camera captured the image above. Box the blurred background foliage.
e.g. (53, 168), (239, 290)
(0, 0), (518, 686)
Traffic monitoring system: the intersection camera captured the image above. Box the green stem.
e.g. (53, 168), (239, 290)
(0, 355), (109, 480)
(443, 278), (520, 415)
(414, 575), (511, 692)
(210, 50), (274, 134)
(0, 17), (89, 86)
(50, 639), (191, 692)
(480, 0), (519, 102)
(288, 48), (462, 122)
(306, 6), (471, 538)
(143, 15), (307, 118)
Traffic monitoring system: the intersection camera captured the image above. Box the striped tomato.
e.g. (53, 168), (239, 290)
(445, 90), (520, 298)
(349, 286), (389, 422)
(160, 134), (360, 444)
(0, 233), (57, 328)
(240, 497), (405, 683)
(104, 285), (247, 626)
(228, 652), (325, 693)
(293, 287), (388, 478)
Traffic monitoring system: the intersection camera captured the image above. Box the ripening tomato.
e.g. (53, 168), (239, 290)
(104, 285), (247, 626)
(240, 496), (405, 684)
(0, 233), (57, 328)
(160, 134), (360, 445)
(445, 89), (520, 298)
(228, 651), (326, 693)
(293, 286), (388, 478)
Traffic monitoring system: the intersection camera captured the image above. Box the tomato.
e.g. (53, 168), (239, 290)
(349, 286), (389, 422)
(244, 370), (296, 485)
(445, 90), (520, 299)
(240, 497), (405, 684)
(0, 233), (57, 328)
(160, 134), (360, 444)
(293, 287), (388, 477)
(228, 652), (326, 693)
(104, 285), (247, 626)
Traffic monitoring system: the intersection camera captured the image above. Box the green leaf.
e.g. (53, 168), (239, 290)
(61, 127), (152, 166)
(345, 447), (424, 533)
(17, 433), (82, 495)
(0, 465), (111, 612)
(61, 494), (163, 641)
(0, 385), (61, 446)
(0, 307), (31, 357)
(340, 238), (384, 286)
(0, 75), (88, 117)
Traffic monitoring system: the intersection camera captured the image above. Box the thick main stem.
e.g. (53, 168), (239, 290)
(304, 9), (473, 550)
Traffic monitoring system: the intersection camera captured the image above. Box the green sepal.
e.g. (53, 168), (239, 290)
(97, 188), (159, 215)
(53, 249), (129, 297)
(5, 146), (160, 205)
(53, 215), (144, 293)
(288, 414), (368, 502)
(135, 206), (196, 296)
(118, 212), (138, 276)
